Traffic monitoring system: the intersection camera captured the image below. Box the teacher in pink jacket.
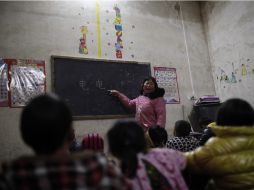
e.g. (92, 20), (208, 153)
(110, 76), (166, 131)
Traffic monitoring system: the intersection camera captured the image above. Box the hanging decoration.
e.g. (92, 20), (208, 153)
(114, 5), (123, 59)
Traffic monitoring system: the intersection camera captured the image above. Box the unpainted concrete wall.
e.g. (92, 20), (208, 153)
(202, 2), (254, 106)
(0, 1), (213, 162)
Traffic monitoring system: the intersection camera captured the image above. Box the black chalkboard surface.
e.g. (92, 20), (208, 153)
(51, 56), (151, 119)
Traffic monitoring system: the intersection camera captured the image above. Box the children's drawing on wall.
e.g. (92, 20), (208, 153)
(79, 26), (88, 54)
(241, 63), (247, 76)
(114, 5), (123, 59)
(154, 67), (180, 104)
(230, 71), (237, 83)
(230, 62), (237, 83)
(218, 68), (229, 83)
(215, 57), (254, 100)
(0, 59), (8, 107)
(217, 60), (246, 84)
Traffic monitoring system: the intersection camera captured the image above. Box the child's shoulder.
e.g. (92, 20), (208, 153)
(148, 148), (178, 156)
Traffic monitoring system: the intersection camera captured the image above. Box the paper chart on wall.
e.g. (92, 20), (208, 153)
(0, 59), (8, 107)
(8, 59), (46, 107)
(154, 67), (180, 104)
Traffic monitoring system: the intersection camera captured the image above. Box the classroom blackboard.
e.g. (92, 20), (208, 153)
(51, 56), (151, 119)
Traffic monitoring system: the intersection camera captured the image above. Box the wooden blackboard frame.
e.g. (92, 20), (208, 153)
(51, 55), (151, 120)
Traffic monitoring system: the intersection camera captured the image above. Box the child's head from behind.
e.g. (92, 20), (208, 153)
(174, 120), (191, 137)
(21, 94), (72, 155)
(107, 120), (146, 159)
(216, 98), (254, 126)
(148, 125), (168, 147)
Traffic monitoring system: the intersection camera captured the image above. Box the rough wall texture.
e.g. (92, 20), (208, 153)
(202, 2), (254, 106)
(0, 1), (213, 162)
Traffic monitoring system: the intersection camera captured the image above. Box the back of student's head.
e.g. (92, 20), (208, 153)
(148, 125), (168, 147)
(107, 120), (146, 158)
(20, 93), (72, 155)
(216, 98), (254, 126)
(107, 120), (146, 178)
(174, 120), (191, 137)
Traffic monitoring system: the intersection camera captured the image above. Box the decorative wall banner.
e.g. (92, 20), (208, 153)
(79, 25), (88, 54)
(0, 59), (46, 107)
(114, 5), (123, 59)
(154, 67), (180, 104)
(0, 59), (8, 107)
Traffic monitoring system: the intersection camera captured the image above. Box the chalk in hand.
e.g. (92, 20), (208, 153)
(107, 90), (112, 95)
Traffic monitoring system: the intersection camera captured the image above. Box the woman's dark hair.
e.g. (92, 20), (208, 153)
(107, 120), (146, 178)
(174, 120), (191, 137)
(216, 98), (254, 126)
(21, 94), (72, 155)
(140, 76), (165, 99)
(148, 125), (168, 147)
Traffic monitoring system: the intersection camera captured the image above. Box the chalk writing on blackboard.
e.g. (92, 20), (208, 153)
(95, 79), (106, 90)
(79, 80), (89, 91)
(52, 56), (151, 118)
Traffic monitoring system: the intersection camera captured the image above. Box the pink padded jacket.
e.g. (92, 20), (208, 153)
(131, 148), (188, 190)
(117, 93), (166, 130)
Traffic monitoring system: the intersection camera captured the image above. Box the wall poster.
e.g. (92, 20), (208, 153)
(0, 59), (8, 106)
(154, 67), (180, 104)
(0, 58), (46, 107)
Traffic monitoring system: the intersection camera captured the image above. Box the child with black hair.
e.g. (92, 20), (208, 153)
(166, 120), (199, 152)
(110, 76), (166, 131)
(107, 120), (188, 190)
(145, 125), (168, 148)
(185, 98), (254, 190)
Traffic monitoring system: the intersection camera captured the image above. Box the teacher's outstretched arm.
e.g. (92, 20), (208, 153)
(109, 90), (136, 109)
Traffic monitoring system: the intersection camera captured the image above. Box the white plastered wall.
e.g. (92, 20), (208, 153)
(202, 1), (254, 106)
(0, 1), (214, 162)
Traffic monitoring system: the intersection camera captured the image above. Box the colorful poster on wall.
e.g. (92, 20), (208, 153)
(0, 59), (8, 107)
(79, 25), (89, 55)
(114, 5), (123, 59)
(154, 67), (180, 104)
(1, 59), (46, 107)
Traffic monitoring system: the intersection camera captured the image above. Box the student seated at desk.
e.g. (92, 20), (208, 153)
(144, 125), (168, 148)
(166, 120), (199, 152)
(0, 94), (130, 190)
